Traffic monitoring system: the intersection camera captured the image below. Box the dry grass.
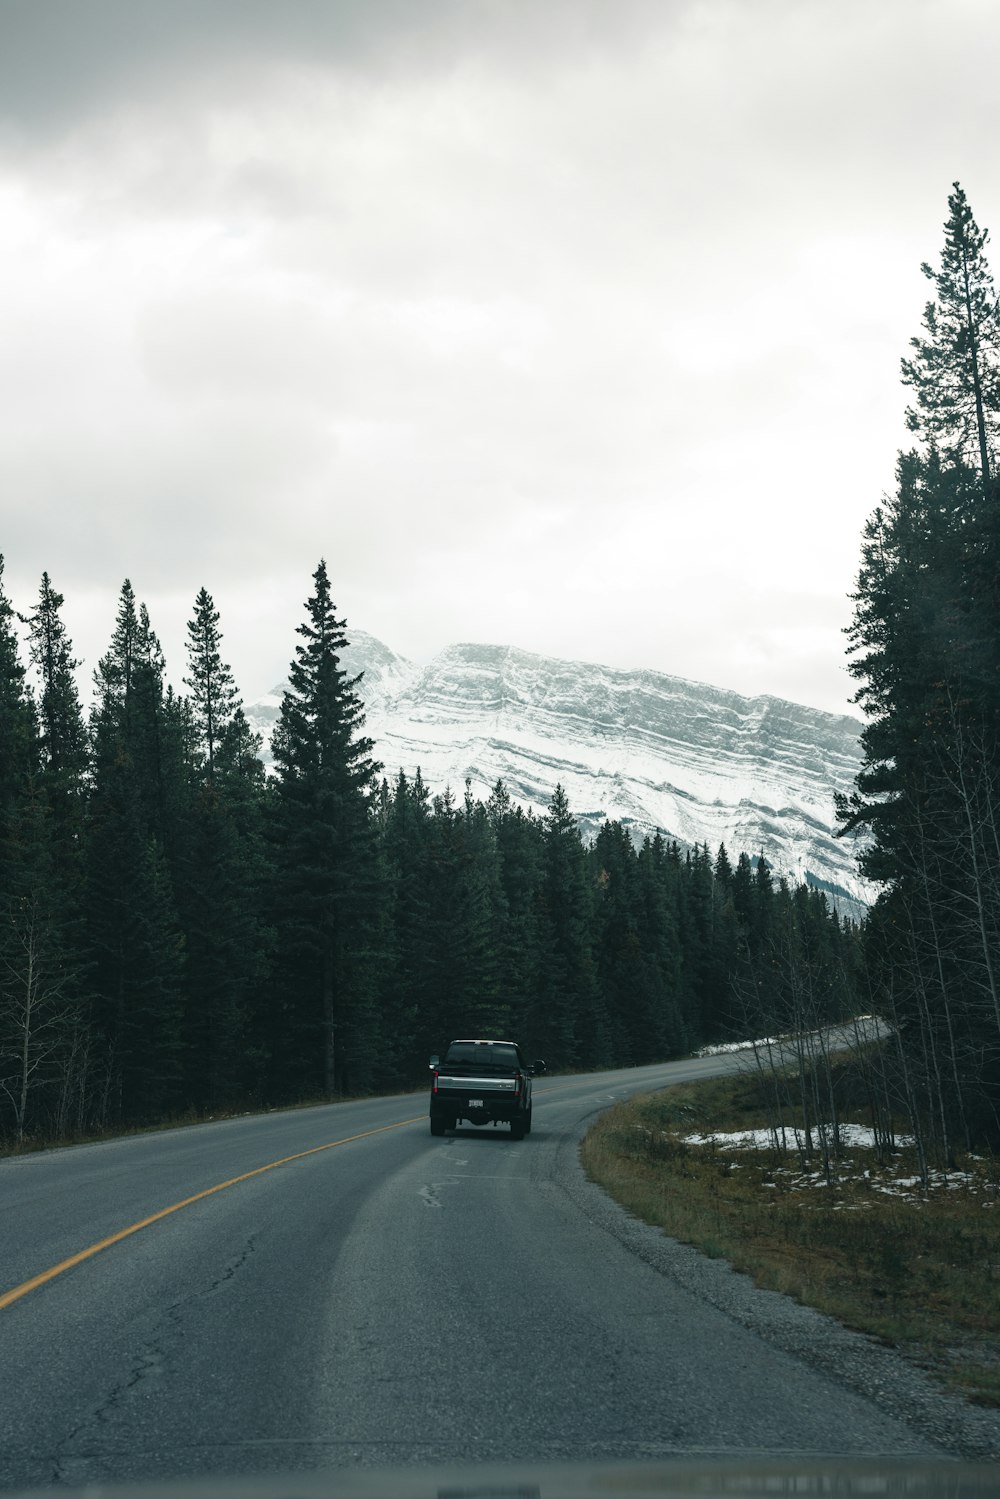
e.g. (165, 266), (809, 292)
(580, 1070), (1000, 1407)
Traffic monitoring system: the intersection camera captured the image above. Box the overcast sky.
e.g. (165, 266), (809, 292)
(1, 0), (997, 717)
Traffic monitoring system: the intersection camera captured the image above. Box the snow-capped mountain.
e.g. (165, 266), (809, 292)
(247, 632), (870, 917)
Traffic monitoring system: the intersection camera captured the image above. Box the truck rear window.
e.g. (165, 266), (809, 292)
(445, 1043), (519, 1069)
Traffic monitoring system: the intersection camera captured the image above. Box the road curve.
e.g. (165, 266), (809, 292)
(0, 1056), (953, 1490)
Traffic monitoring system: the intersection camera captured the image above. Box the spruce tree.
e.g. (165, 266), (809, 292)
(269, 561), (382, 1096)
(677, 843), (719, 1045)
(19, 574), (91, 1134)
(176, 589), (270, 1107)
(635, 834), (685, 1055)
(97, 579), (139, 705)
(901, 182), (1000, 498)
(24, 572), (88, 813)
(534, 784), (603, 1067)
(458, 785), (509, 1037)
(487, 781), (543, 1046)
(730, 852), (756, 939)
(86, 583), (186, 1126)
(184, 587), (238, 783)
(415, 785), (508, 1047)
(377, 769), (435, 1076)
(592, 821), (633, 1059)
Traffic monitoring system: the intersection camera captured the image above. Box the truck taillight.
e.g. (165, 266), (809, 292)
(432, 1070), (439, 1094)
(513, 1076), (521, 1095)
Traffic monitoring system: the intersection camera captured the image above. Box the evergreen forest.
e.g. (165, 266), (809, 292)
(2, 183), (998, 1158)
(0, 557), (857, 1146)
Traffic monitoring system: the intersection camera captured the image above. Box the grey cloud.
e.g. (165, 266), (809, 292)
(0, 0), (419, 136)
(0, 0), (689, 143)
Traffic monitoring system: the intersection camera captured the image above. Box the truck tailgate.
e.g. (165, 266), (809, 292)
(435, 1074), (518, 1092)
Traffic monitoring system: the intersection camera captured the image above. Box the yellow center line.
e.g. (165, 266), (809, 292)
(0, 1113), (424, 1313)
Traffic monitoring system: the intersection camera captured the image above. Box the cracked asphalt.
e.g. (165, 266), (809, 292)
(0, 1057), (987, 1491)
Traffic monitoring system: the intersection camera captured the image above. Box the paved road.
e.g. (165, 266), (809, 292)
(0, 1055), (947, 1490)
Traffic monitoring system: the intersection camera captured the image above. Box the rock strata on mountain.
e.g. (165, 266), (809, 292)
(247, 632), (869, 917)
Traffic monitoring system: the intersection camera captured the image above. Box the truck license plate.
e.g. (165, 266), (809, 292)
(468, 1098), (483, 1107)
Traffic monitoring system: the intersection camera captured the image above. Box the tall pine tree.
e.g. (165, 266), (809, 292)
(86, 582), (185, 1125)
(901, 181), (1000, 498)
(184, 587), (239, 783)
(179, 588), (267, 1109)
(269, 562), (382, 1096)
(25, 573), (88, 815)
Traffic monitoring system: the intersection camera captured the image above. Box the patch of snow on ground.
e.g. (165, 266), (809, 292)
(694, 1038), (781, 1057)
(682, 1123), (913, 1151)
(673, 1128), (998, 1202)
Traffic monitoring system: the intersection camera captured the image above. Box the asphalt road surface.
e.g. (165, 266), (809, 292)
(0, 1055), (957, 1490)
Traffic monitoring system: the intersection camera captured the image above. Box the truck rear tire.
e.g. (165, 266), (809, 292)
(510, 1119), (526, 1140)
(430, 1116), (446, 1137)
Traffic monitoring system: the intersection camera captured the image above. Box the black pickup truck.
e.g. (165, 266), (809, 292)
(429, 1038), (543, 1139)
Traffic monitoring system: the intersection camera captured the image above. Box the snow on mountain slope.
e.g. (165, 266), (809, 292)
(246, 633), (870, 915)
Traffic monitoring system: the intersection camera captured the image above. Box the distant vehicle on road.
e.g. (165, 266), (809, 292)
(429, 1038), (544, 1139)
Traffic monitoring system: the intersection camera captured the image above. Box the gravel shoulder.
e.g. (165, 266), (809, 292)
(559, 1108), (1000, 1462)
